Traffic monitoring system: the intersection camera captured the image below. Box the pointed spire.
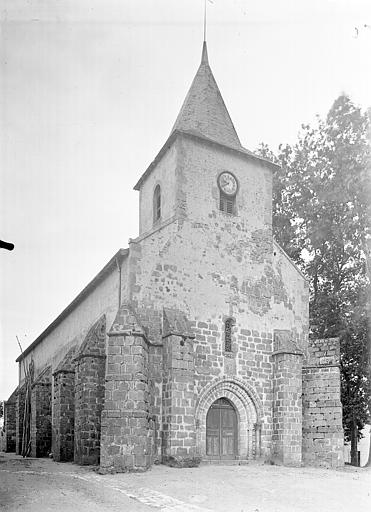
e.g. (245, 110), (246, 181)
(171, 43), (242, 150)
(201, 41), (209, 65)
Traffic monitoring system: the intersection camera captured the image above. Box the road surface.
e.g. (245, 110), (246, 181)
(1, 452), (370, 511)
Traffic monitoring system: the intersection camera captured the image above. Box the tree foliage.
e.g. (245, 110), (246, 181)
(257, 95), (371, 455)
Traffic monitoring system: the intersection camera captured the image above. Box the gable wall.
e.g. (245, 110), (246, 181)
(272, 243), (309, 350)
(126, 137), (309, 460)
(130, 137), (307, 341)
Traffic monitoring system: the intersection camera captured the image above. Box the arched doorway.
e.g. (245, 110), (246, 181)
(206, 398), (237, 459)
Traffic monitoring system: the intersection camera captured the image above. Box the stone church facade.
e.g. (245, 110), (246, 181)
(4, 43), (344, 470)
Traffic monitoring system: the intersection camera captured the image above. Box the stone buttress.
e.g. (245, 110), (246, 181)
(52, 346), (76, 462)
(161, 308), (198, 467)
(302, 337), (344, 467)
(272, 330), (303, 466)
(100, 303), (154, 472)
(74, 315), (106, 465)
(30, 366), (52, 457)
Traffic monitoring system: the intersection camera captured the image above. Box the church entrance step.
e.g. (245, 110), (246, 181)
(201, 459), (249, 466)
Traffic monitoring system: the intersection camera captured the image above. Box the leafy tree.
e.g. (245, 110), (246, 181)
(257, 95), (371, 466)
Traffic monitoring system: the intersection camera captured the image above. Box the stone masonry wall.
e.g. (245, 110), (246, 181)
(162, 334), (196, 466)
(74, 355), (105, 464)
(53, 371), (75, 461)
(272, 353), (303, 465)
(132, 135), (308, 344)
(192, 320), (273, 459)
(302, 337), (344, 468)
(161, 308), (197, 466)
(272, 330), (303, 466)
(127, 135), (309, 466)
(4, 399), (16, 452)
(148, 344), (163, 463)
(74, 316), (106, 465)
(101, 333), (152, 471)
(100, 304), (153, 472)
(52, 347), (76, 462)
(31, 367), (52, 458)
(236, 328), (273, 458)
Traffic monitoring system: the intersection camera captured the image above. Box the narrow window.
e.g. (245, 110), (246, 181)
(224, 318), (234, 352)
(219, 193), (235, 215)
(153, 185), (161, 224)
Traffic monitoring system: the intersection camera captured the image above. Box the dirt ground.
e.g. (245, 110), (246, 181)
(1, 452), (370, 512)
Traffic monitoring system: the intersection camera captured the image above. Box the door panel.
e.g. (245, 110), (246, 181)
(206, 408), (220, 456)
(221, 434), (234, 457)
(221, 407), (236, 457)
(206, 398), (237, 459)
(206, 434), (219, 456)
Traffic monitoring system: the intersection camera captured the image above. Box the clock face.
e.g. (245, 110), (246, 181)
(218, 172), (238, 196)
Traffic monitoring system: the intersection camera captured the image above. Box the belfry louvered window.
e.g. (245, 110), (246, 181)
(153, 185), (161, 224)
(219, 192), (235, 215)
(224, 318), (234, 352)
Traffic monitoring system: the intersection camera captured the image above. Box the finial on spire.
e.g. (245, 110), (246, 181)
(203, 0), (207, 42)
(203, 0), (213, 42)
(202, 0), (210, 64)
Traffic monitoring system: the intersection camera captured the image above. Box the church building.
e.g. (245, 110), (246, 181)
(4, 42), (344, 470)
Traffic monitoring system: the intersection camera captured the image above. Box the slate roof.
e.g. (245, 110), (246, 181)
(171, 42), (242, 151)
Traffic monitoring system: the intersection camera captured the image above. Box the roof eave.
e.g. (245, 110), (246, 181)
(180, 131), (279, 170)
(133, 129), (279, 191)
(133, 131), (178, 191)
(273, 240), (309, 282)
(16, 248), (129, 362)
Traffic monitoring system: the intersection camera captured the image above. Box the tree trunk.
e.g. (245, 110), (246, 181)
(350, 414), (358, 466)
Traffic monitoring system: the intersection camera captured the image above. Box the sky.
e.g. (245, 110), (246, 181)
(1, 0), (371, 399)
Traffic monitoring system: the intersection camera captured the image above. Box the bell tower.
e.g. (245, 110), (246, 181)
(134, 42), (276, 238)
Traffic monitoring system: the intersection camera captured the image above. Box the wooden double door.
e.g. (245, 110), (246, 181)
(206, 398), (237, 459)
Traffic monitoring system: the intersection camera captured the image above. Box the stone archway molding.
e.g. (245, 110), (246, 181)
(195, 376), (263, 460)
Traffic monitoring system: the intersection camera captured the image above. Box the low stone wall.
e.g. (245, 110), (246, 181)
(302, 338), (344, 468)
